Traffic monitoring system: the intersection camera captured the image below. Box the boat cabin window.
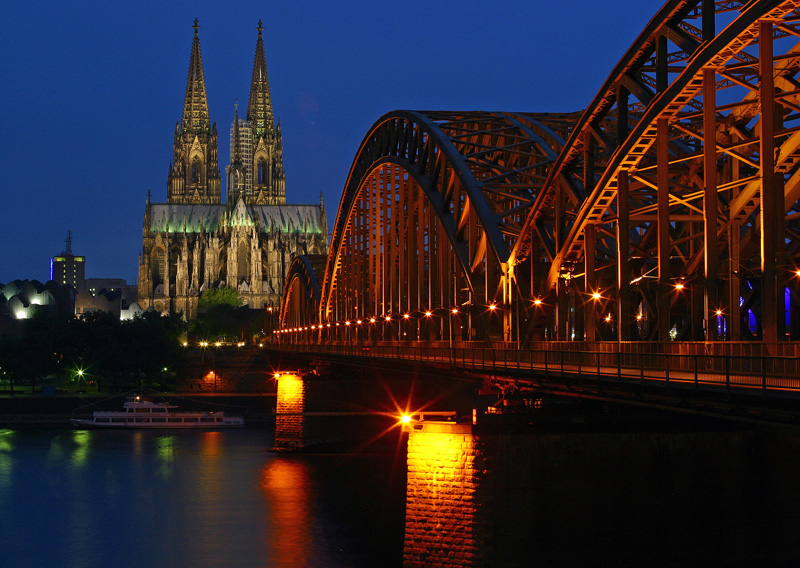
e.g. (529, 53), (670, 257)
(168, 418), (182, 423)
(111, 418), (126, 423)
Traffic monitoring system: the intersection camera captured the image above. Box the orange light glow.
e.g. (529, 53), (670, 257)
(356, 320), (362, 324)
(370, 318), (376, 323)
(345, 321), (351, 326)
(636, 314), (643, 320)
(425, 311), (432, 317)
(260, 459), (311, 568)
(715, 309), (723, 316)
(533, 298), (542, 306)
(605, 314), (612, 322)
(403, 314), (410, 319)
(591, 292), (601, 300)
(675, 283), (685, 290)
(401, 414), (412, 424)
(488, 303), (497, 310)
(451, 308), (458, 314)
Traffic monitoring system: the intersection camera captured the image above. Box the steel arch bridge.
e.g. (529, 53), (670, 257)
(279, 0), (800, 350)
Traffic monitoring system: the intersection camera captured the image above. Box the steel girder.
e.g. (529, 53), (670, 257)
(278, 254), (326, 330)
(513, 0), (800, 342)
(317, 110), (574, 337)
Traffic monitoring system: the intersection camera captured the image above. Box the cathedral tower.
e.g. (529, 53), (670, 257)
(139, 20), (328, 318)
(228, 20), (286, 205)
(168, 19), (221, 205)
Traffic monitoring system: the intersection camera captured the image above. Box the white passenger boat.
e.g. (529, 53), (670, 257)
(70, 396), (245, 429)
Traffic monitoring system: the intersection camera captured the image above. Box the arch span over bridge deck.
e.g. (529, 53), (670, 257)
(280, 1), (800, 353)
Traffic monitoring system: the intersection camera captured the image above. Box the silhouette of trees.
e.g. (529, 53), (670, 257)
(0, 310), (186, 391)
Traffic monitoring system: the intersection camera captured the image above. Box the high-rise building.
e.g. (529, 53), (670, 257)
(51, 231), (86, 291)
(138, 20), (328, 318)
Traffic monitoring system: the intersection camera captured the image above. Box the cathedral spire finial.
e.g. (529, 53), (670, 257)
(182, 19), (210, 134)
(247, 20), (273, 137)
(232, 100), (241, 164)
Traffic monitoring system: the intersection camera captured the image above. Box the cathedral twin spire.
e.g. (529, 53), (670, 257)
(169, 19), (282, 206)
(181, 19), (211, 134)
(247, 20), (274, 137)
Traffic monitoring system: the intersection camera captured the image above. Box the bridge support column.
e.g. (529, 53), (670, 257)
(404, 423), (484, 567)
(657, 117), (672, 341)
(703, 67), (720, 341)
(617, 170), (631, 341)
(584, 224), (596, 342)
(273, 373), (306, 451)
(759, 20), (785, 344)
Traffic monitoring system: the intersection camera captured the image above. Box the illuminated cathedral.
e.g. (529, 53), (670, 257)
(138, 20), (328, 318)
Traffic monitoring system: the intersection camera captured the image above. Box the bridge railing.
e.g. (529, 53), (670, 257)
(277, 341), (800, 398)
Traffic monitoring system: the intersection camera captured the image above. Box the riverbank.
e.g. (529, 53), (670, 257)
(0, 392), (277, 426)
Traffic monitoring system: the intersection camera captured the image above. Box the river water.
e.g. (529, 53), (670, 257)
(0, 427), (406, 568)
(2, 424), (800, 567)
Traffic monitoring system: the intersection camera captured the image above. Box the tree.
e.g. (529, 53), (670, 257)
(193, 287), (248, 340)
(198, 287), (242, 310)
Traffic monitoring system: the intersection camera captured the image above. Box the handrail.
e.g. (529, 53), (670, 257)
(273, 342), (800, 400)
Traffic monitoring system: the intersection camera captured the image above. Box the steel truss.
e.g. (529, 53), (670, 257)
(280, 0), (800, 347)
(279, 254), (326, 331)
(513, 0), (800, 344)
(312, 111), (574, 342)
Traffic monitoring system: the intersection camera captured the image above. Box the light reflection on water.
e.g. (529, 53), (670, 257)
(261, 458), (312, 568)
(0, 428), (404, 568)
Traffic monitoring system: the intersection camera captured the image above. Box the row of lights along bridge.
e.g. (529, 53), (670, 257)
(274, 278), (730, 336)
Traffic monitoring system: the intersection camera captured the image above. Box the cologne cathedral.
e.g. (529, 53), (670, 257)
(138, 20), (328, 318)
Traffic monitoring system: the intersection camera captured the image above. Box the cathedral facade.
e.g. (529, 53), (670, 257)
(138, 20), (328, 318)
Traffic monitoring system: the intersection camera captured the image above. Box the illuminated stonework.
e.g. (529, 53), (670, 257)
(274, 374), (306, 451)
(138, 20), (328, 317)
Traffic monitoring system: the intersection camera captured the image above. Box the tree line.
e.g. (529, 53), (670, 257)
(0, 310), (185, 393)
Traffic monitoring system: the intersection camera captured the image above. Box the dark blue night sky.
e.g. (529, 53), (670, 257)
(0, 0), (657, 284)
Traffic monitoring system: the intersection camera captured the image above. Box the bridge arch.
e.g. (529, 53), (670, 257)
(513, 0), (800, 343)
(278, 254), (326, 333)
(318, 110), (574, 341)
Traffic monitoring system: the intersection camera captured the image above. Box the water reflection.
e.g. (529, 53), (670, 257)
(70, 430), (91, 468)
(156, 435), (175, 478)
(0, 429), (14, 490)
(261, 458), (312, 568)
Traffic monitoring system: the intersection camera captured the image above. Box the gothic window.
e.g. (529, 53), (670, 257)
(191, 158), (201, 184)
(257, 159), (267, 185)
(238, 241), (249, 284)
(152, 249), (166, 288)
(169, 247), (181, 295)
